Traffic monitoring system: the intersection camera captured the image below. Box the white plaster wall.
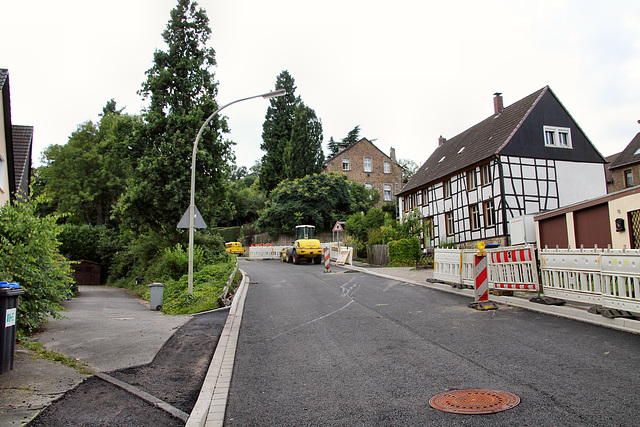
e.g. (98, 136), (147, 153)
(0, 95), (9, 207)
(608, 192), (640, 249)
(555, 161), (607, 207)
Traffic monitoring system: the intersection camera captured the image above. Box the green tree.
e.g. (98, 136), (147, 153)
(342, 125), (360, 146)
(284, 102), (324, 180)
(38, 103), (136, 226)
(0, 195), (74, 335)
(260, 70), (298, 194)
(256, 173), (377, 234)
(397, 158), (418, 184)
(116, 0), (233, 236)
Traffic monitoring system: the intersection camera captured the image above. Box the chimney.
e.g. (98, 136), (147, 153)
(493, 92), (504, 115)
(389, 147), (396, 161)
(438, 135), (446, 146)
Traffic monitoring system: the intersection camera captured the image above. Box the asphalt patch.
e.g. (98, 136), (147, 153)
(28, 309), (229, 426)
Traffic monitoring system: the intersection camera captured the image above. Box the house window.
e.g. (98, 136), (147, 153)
(364, 157), (372, 172)
(625, 170), (634, 188)
(445, 211), (455, 236)
(365, 183), (373, 190)
(443, 180), (452, 198)
(543, 125), (573, 149)
(0, 155), (5, 193)
(467, 169), (477, 190)
(470, 204), (481, 230)
(484, 200), (496, 227)
(342, 158), (350, 170)
(384, 161), (390, 174)
(384, 185), (392, 201)
(422, 189), (428, 205)
(481, 164), (491, 186)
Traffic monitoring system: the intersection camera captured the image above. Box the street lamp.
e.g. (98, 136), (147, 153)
(187, 89), (287, 294)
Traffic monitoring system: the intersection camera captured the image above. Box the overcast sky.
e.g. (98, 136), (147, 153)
(2, 0), (639, 170)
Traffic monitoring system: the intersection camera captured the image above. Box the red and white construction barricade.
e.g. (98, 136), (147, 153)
(325, 244), (353, 266)
(323, 247), (331, 272)
(487, 244), (539, 292)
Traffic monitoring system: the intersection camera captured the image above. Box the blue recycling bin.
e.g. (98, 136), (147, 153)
(0, 282), (25, 374)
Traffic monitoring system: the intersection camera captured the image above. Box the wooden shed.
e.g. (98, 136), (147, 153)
(72, 260), (102, 286)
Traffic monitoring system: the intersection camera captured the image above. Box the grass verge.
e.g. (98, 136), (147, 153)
(20, 341), (93, 375)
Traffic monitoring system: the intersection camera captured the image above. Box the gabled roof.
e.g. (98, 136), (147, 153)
(608, 132), (640, 170)
(324, 137), (398, 165)
(0, 69), (8, 89)
(12, 125), (33, 194)
(399, 87), (547, 196)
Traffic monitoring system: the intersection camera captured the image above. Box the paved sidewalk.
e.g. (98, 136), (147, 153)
(0, 286), (189, 425)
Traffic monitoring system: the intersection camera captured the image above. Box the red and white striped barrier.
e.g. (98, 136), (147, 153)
(487, 245), (539, 292)
(475, 255), (489, 302)
(323, 247), (331, 272)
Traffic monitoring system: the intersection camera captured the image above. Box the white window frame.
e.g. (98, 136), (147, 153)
(0, 155), (5, 193)
(342, 158), (350, 170)
(364, 157), (372, 173)
(443, 179), (452, 198)
(625, 169), (633, 188)
(384, 185), (392, 201)
(384, 161), (390, 174)
(470, 204), (481, 230)
(445, 211), (455, 236)
(467, 168), (477, 190)
(543, 125), (573, 149)
(481, 164), (491, 186)
(484, 200), (496, 227)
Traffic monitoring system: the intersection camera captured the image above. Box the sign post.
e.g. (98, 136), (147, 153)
(332, 221), (344, 244)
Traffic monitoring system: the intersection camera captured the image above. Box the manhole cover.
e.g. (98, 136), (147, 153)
(429, 389), (520, 414)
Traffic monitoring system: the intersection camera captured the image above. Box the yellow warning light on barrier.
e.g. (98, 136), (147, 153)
(477, 241), (486, 257)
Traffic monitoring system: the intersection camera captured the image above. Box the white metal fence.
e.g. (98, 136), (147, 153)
(540, 248), (640, 312)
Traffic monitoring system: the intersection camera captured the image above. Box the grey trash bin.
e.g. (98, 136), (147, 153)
(149, 283), (165, 311)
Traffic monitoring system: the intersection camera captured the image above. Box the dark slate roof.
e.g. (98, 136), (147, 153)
(0, 69), (7, 90)
(399, 87), (547, 196)
(604, 152), (620, 184)
(12, 125), (33, 193)
(608, 132), (640, 170)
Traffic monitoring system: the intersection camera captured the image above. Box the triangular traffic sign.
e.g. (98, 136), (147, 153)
(177, 205), (208, 229)
(332, 221), (344, 232)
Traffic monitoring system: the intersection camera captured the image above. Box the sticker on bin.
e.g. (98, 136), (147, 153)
(0, 282), (20, 289)
(5, 308), (16, 327)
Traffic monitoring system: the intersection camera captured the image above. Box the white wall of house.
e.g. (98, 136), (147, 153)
(0, 95), (9, 207)
(555, 161), (607, 206)
(608, 192), (640, 249)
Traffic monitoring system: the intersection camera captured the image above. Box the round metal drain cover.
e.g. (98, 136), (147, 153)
(429, 389), (520, 414)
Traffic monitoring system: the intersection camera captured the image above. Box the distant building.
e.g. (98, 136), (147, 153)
(323, 137), (403, 207)
(0, 68), (33, 205)
(398, 87), (608, 248)
(606, 132), (640, 193)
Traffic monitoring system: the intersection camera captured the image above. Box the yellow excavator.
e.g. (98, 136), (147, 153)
(281, 225), (323, 264)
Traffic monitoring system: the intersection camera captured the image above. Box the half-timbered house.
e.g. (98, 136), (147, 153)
(397, 86), (607, 248)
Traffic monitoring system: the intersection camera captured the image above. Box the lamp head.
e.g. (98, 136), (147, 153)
(262, 89), (287, 99)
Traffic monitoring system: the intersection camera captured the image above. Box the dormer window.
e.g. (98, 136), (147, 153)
(544, 125), (572, 149)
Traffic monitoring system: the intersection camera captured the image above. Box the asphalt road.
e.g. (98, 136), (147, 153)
(226, 259), (640, 426)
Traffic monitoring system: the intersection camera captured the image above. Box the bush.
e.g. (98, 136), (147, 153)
(388, 237), (421, 265)
(0, 195), (74, 335)
(162, 254), (237, 315)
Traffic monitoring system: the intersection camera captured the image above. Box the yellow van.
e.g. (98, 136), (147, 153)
(225, 242), (245, 256)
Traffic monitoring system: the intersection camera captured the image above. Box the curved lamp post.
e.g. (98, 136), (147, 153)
(188, 89), (287, 294)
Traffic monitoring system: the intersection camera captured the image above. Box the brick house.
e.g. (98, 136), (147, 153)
(606, 132), (640, 193)
(323, 137), (403, 207)
(397, 86), (607, 249)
